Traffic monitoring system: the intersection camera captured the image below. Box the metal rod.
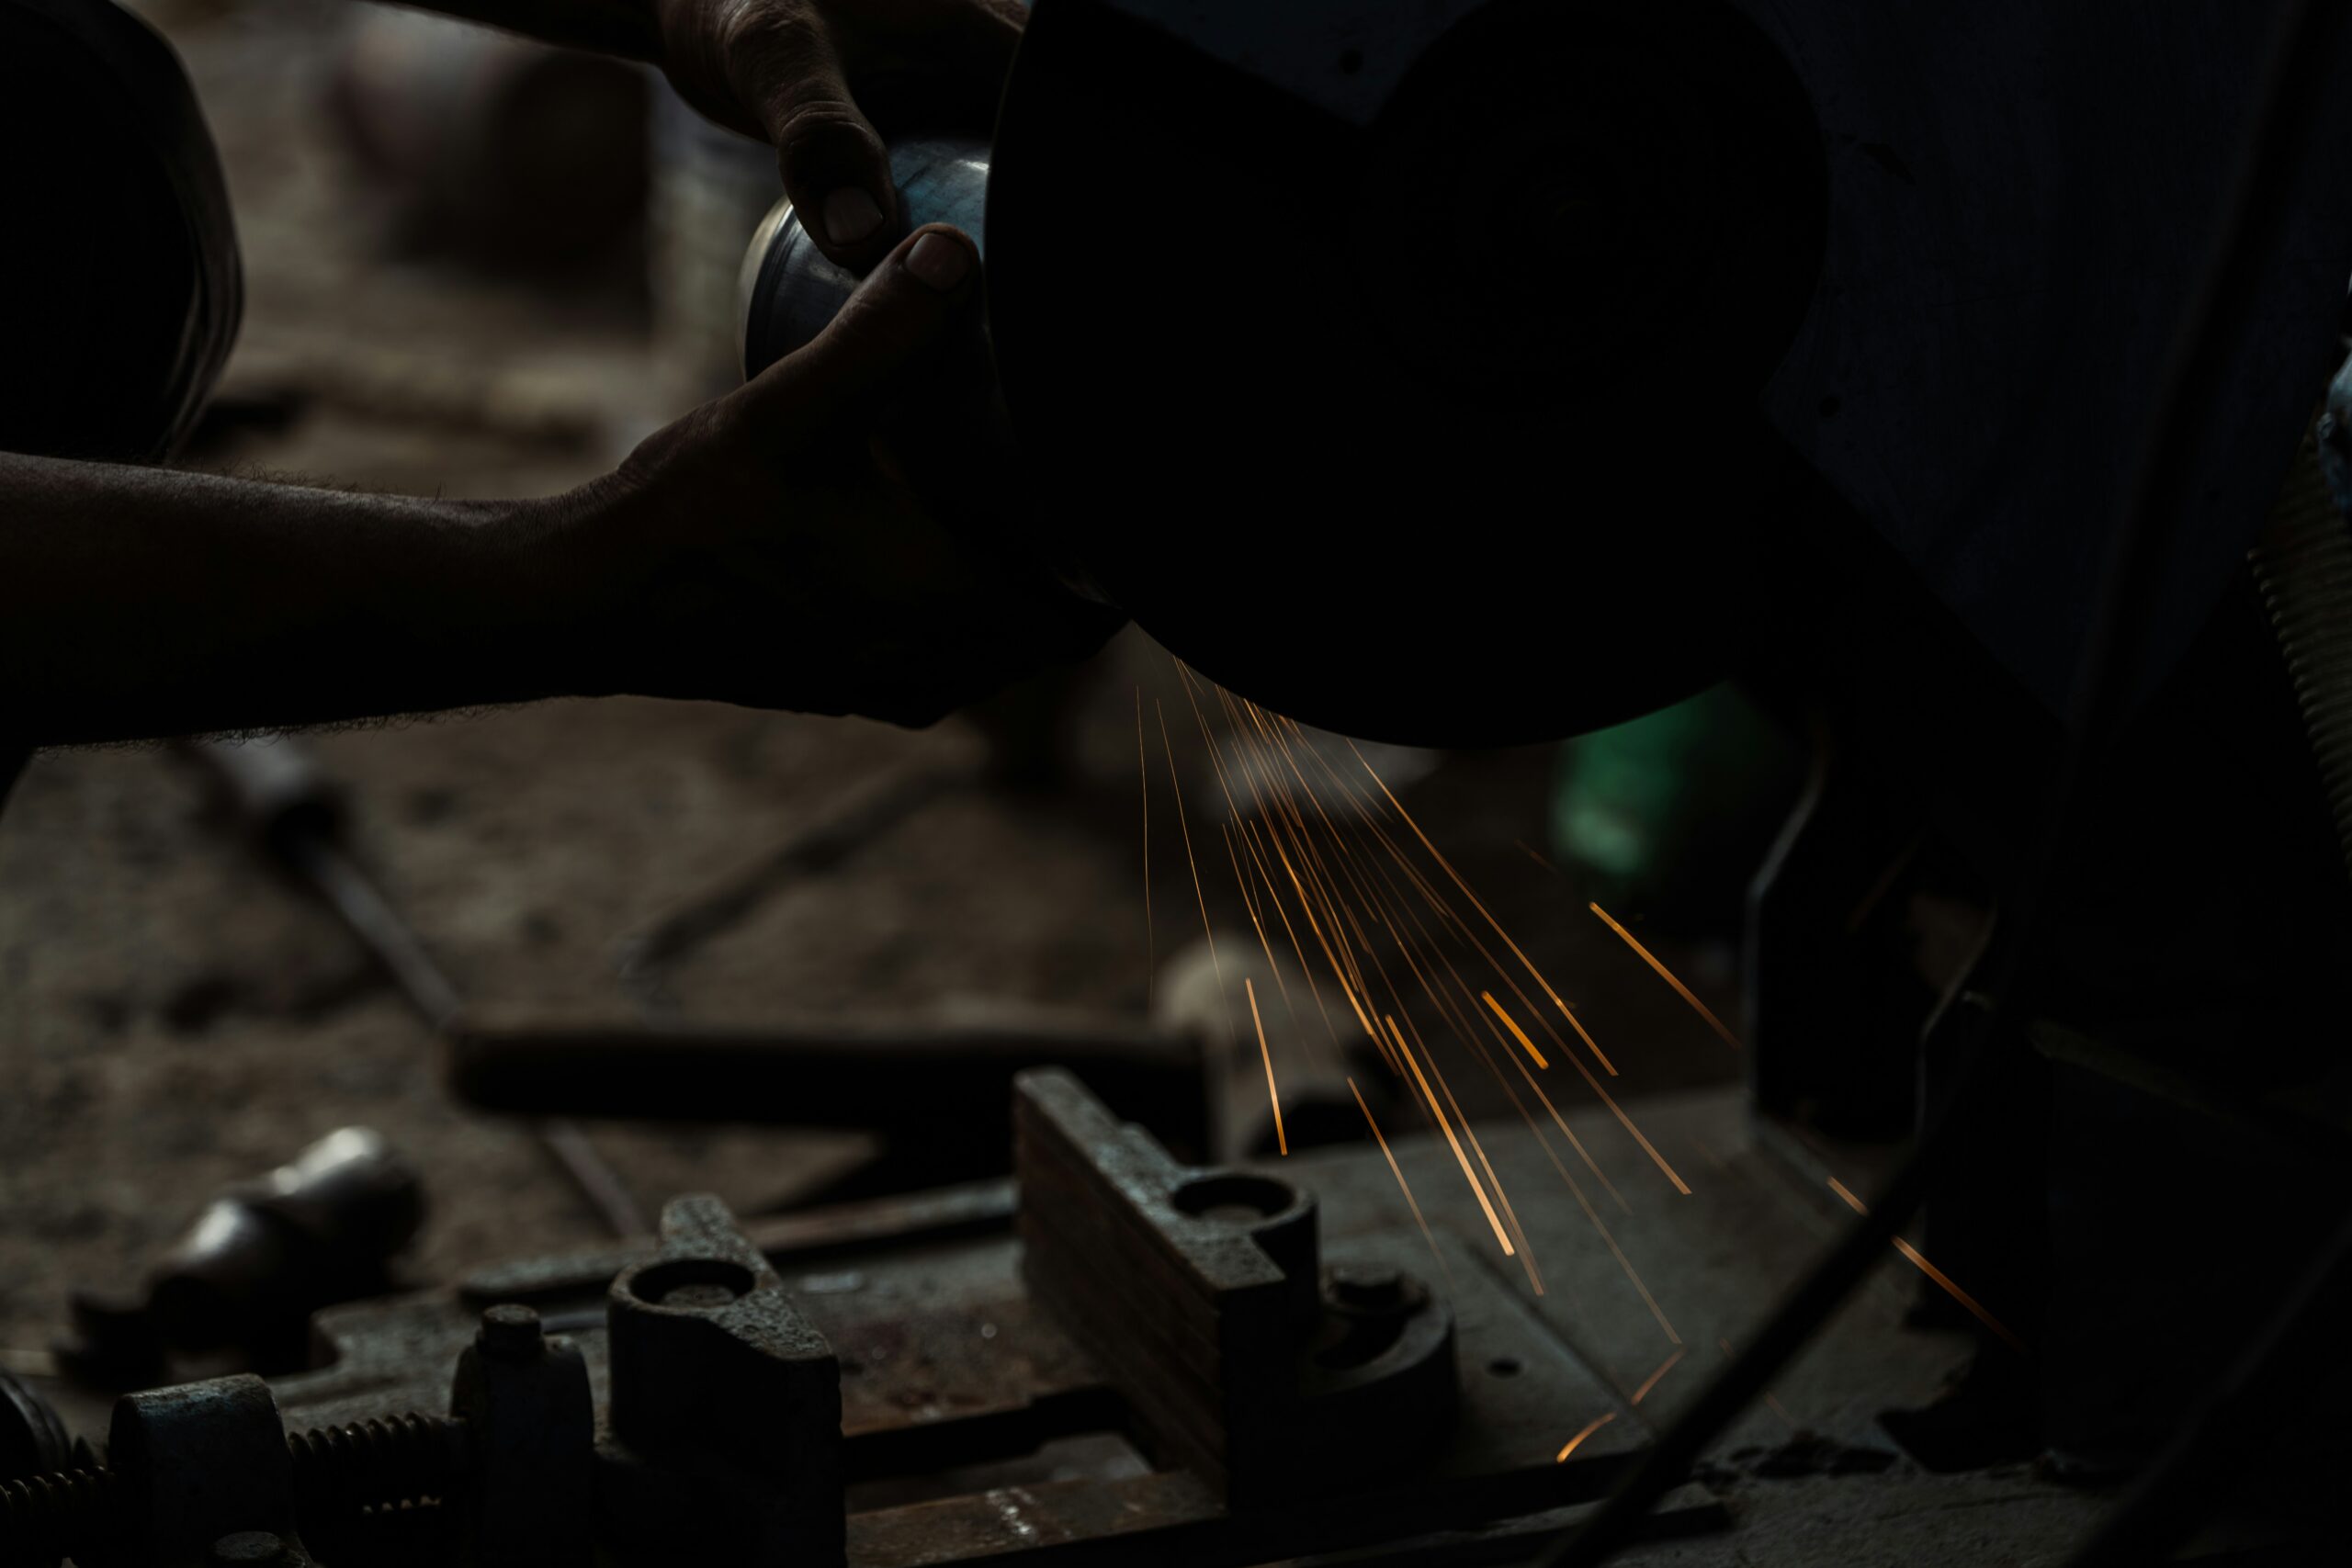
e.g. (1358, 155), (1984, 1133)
(183, 738), (647, 1238)
(616, 764), (963, 1011)
(290, 838), (464, 1029)
(290, 837), (647, 1238)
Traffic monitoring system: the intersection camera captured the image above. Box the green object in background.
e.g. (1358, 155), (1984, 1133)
(1550, 684), (1806, 935)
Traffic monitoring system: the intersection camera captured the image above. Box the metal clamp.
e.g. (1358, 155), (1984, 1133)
(603, 1196), (844, 1565)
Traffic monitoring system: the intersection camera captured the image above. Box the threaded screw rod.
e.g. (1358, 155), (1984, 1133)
(0, 1463), (119, 1563)
(0, 1415), (468, 1562)
(285, 1413), (467, 1514)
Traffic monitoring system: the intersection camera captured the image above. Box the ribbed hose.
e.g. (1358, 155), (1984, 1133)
(0, 1415), (463, 1564)
(2250, 413), (2352, 880)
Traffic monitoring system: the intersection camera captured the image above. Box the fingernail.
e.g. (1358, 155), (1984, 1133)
(821, 187), (886, 247)
(905, 231), (974, 292)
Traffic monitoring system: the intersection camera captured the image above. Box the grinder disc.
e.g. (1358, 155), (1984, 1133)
(988, 0), (1826, 746)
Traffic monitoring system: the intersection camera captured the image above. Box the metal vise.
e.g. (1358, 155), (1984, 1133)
(6, 1073), (1609, 1567)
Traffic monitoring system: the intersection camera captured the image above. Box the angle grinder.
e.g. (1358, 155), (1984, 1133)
(741, 0), (2352, 749)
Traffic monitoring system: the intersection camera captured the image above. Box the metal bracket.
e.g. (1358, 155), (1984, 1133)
(602, 1195), (844, 1565)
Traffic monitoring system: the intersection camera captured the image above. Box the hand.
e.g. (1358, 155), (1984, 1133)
(0, 226), (1104, 745)
(557, 223), (1120, 725)
(651, 0), (1027, 267)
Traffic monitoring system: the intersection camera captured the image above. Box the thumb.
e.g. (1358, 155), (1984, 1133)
(731, 223), (982, 434)
(729, 16), (899, 266)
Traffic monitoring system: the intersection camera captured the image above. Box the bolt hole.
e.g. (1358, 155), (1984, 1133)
(1171, 1172), (1297, 1225)
(1488, 1357), (1523, 1378)
(1339, 48), (1363, 75)
(629, 1258), (757, 1310)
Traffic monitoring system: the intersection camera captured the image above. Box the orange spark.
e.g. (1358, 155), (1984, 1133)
(1410, 1017), (1542, 1294)
(1317, 857), (1551, 1300)
(1157, 699), (1230, 1039)
(1555, 1412), (1618, 1463)
(1590, 901), (1740, 1048)
(1343, 827), (1666, 1196)
(1190, 708), (1295, 1029)
(1826, 1179), (2026, 1354)
(1515, 838), (1558, 874)
(1225, 824), (1293, 1020)
(1892, 1240), (2027, 1353)
(1556, 1004), (1619, 1077)
(1454, 966), (1633, 1216)
(1631, 1348), (1686, 1404)
(1505, 1044), (1679, 1343)
(1503, 1039), (1631, 1211)
(1136, 689), (1154, 998)
(1313, 850), (1429, 1066)
(1173, 661), (1248, 822)
(1247, 978), (1287, 1156)
(1366, 1005), (1403, 1075)
(1271, 830), (1378, 1045)
(1719, 1337), (1800, 1429)
(1350, 1077), (1448, 1281)
(1482, 990), (1550, 1069)
(1269, 815), (1369, 1004)
(1444, 1021), (1644, 1319)
(1347, 803), (1605, 1076)
(1296, 750), (1674, 1190)
(1389, 1015), (1513, 1257)
(1240, 820), (1329, 1042)
(1182, 682), (1307, 1035)
(1555, 1033), (1690, 1195)
(1351, 740), (1585, 1037)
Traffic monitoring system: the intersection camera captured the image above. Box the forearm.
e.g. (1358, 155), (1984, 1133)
(0, 452), (609, 746)
(376, 0), (662, 62)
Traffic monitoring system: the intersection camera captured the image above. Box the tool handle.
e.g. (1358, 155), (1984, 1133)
(181, 735), (344, 854)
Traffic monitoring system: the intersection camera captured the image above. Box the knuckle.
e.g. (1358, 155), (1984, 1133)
(718, 6), (856, 128)
(773, 102), (880, 173)
(715, 0), (820, 68)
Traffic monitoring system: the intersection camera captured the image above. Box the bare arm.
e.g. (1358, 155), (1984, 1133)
(0, 227), (1114, 749)
(0, 453), (589, 744)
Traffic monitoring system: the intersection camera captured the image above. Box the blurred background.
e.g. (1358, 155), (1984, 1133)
(0, 0), (1794, 1379)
